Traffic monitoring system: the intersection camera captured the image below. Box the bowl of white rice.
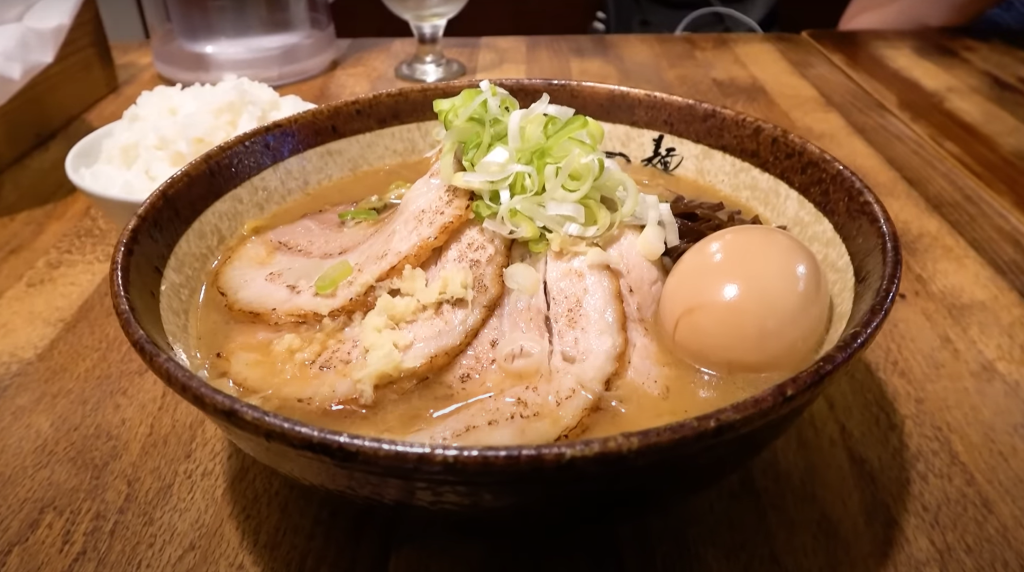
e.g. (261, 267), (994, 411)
(65, 76), (316, 228)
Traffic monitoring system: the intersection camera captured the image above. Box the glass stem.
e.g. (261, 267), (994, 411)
(409, 21), (448, 65)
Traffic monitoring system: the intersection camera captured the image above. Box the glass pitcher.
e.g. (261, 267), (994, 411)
(140, 0), (337, 86)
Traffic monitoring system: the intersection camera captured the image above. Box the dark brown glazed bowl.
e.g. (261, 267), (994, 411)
(110, 79), (901, 510)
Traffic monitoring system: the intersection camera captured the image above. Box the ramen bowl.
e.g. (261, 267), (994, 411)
(110, 79), (901, 510)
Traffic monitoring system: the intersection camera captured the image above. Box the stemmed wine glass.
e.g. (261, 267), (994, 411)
(381, 0), (469, 83)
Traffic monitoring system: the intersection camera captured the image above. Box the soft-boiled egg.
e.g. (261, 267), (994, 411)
(658, 225), (831, 375)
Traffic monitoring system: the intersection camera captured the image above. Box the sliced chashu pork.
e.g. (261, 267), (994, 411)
(216, 163), (472, 323)
(406, 246), (626, 446)
(315, 222), (510, 403)
(403, 244), (550, 443)
(262, 203), (390, 258)
(211, 222), (508, 406)
(604, 228), (674, 399)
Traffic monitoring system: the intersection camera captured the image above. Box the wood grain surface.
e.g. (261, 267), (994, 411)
(2, 35), (1024, 571)
(808, 30), (1024, 296)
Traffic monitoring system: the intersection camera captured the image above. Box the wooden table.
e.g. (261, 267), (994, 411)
(807, 31), (1024, 295)
(2, 35), (1023, 571)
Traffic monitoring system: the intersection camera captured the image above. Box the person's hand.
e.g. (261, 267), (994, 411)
(839, 0), (1002, 30)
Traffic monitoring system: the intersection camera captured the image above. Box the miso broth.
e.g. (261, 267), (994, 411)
(190, 159), (786, 443)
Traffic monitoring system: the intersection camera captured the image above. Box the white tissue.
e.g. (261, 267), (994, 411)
(0, 0), (86, 107)
(0, 0), (41, 24)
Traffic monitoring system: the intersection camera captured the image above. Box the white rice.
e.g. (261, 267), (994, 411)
(80, 76), (316, 199)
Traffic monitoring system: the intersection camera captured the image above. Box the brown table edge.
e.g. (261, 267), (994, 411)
(801, 30), (1024, 225)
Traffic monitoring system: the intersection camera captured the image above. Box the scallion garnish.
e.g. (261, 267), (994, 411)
(315, 260), (354, 295)
(338, 209), (379, 221)
(432, 80), (675, 260)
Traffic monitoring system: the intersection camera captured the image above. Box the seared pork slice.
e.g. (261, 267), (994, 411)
(539, 249), (626, 439)
(404, 244), (551, 444)
(263, 204), (390, 258)
(216, 163), (472, 323)
(604, 228), (674, 398)
(205, 318), (338, 404)
(444, 244), (551, 394)
(315, 222), (510, 403)
(406, 247), (626, 446)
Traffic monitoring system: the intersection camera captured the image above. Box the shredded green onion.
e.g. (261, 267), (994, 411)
(338, 209), (379, 221)
(471, 200), (498, 221)
(528, 237), (549, 253)
(315, 260), (354, 295)
(432, 80), (675, 259)
(355, 181), (410, 211)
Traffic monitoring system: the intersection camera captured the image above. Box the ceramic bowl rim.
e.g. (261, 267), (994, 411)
(110, 78), (902, 472)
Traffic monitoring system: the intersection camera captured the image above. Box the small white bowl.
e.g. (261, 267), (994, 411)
(65, 120), (144, 229)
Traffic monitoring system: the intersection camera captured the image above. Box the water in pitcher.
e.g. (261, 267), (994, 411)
(381, 0), (469, 23)
(141, 0), (337, 86)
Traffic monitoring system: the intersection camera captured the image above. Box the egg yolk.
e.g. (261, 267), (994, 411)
(657, 225), (831, 375)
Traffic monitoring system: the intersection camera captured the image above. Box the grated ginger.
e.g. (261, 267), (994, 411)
(351, 264), (474, 400)
(384, 265), (474, 305)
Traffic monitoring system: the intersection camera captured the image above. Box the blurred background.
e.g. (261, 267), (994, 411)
(95, 0), (853, 42)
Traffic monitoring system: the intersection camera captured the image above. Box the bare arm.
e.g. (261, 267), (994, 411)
(838, 0), (1003, 30)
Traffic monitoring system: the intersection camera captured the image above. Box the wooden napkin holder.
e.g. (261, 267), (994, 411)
(0, 0), (118, 172)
